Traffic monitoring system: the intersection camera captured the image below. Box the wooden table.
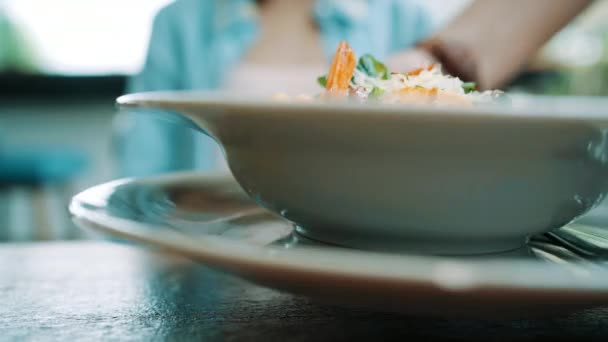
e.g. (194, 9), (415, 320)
(2, 241), (608, 341)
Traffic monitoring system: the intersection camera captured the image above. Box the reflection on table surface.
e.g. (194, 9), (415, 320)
(3, 241), (608, 341)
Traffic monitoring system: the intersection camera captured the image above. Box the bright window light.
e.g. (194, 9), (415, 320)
(2, 0), (174, 75)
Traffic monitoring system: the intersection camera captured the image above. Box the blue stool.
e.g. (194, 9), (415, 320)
(0, 145), (88, 241)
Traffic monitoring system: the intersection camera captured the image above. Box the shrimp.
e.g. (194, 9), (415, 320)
(389, 86), (471, 106)
(325, 41), (357, 96)
(406, 64), (436, 76)
(396, 86), (439, 104)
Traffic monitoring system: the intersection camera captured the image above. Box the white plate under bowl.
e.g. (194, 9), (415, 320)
(70, 172), (608, 317)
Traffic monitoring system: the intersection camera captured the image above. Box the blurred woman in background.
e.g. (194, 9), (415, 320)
(114, 0), (435, 177)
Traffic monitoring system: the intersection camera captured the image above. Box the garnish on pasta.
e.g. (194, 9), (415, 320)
(316, 41), (503, 106)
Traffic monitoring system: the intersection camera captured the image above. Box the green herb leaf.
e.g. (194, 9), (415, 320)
(356, 54), (390, 80)
(358, 55), (377, 77)
(317, 75), (328, 87)
(369, 86), (384, 98)
(462, 82), (477, 93)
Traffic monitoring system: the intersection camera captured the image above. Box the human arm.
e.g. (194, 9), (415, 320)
(387, 0), (592, 90)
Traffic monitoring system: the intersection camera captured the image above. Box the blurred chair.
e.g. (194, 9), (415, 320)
(0, 143), (87, 241)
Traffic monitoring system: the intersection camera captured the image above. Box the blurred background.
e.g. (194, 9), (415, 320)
(1, 0), (608, 242)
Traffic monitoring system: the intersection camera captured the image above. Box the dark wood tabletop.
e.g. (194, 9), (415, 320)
(2, 241), (608, 341)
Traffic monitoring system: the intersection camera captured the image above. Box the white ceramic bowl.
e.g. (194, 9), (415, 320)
(117, 92), (608, 255)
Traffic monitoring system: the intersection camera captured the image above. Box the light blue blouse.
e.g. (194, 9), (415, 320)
(116, 0), (435, 177)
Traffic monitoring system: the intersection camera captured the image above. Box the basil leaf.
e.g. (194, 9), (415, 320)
(374, 60), (390, 80)
(369, 86), (384, 98)
(358, 55), (377, 77)
(462, 82), (477, 93)
(317, 75), (327, 87)
(356, 54), (390, 80)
